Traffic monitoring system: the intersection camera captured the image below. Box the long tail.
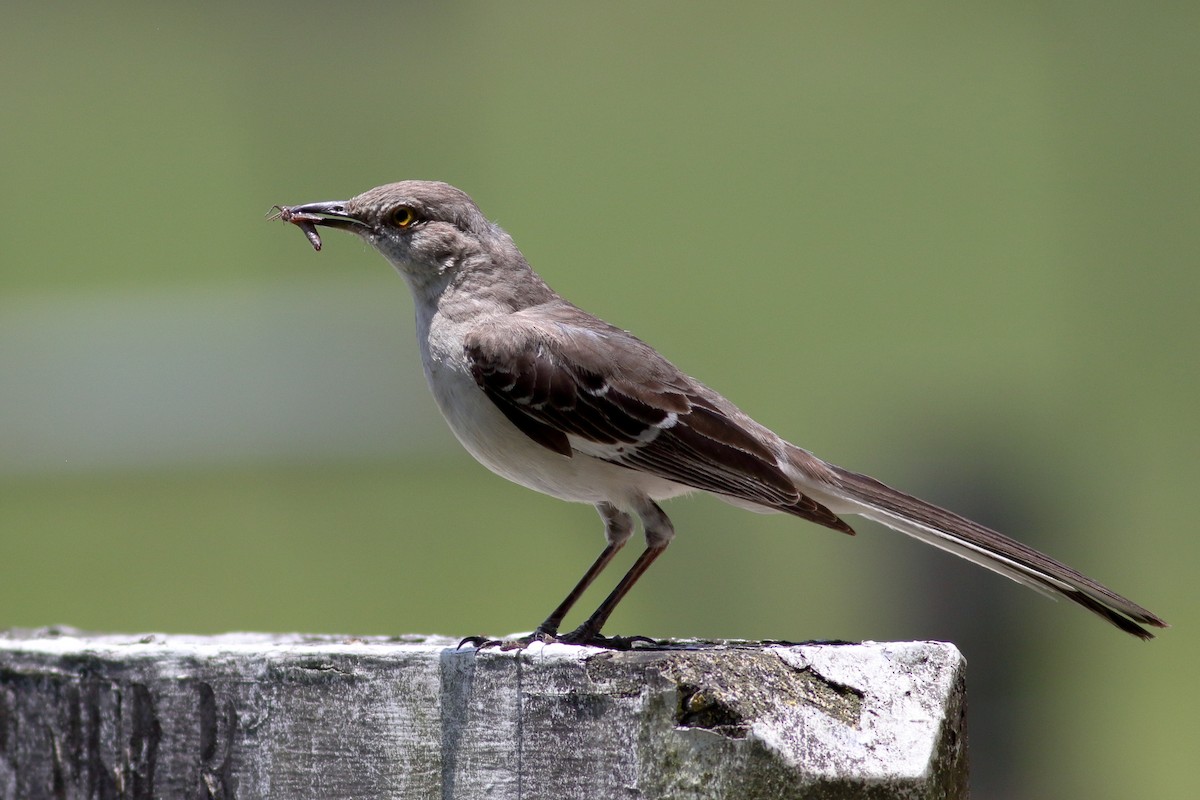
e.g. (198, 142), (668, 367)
(798, 453), (1167, 639)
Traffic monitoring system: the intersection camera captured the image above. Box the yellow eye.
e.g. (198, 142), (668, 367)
(390, 206), (417, 228)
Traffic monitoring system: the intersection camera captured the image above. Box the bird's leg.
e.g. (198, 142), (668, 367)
(560, 498), (674, 647)
(557, 545), (666, 647)
(459, 502), (632, 649)
(537, 502), (633, 635)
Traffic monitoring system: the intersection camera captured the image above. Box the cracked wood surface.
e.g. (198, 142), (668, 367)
(0, 631), (967, 799)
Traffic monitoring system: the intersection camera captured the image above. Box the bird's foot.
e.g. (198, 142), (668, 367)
(457, 627), (560, 651)
(556, 627), (658, 650)
(458, 626), (657, 651)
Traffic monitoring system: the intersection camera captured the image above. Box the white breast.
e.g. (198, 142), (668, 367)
(416, 309), (691, 508)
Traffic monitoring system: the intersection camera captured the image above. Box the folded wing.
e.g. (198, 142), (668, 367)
(463, 301), (853, 534)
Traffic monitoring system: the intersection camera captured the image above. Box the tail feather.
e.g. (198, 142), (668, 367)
(815, 462), (1167, 640)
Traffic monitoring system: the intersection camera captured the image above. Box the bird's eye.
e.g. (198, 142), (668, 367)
(390, 206), (418, 228)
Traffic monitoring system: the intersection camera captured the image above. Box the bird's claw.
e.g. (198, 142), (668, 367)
(457, 628), (658, 651)
(560, 631), (658, 650)
(456, 631), (555, 651)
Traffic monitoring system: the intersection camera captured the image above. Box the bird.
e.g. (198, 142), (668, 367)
(271, 180), (1166, 646)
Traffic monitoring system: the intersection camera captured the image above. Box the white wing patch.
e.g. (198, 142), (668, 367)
(654, 411), (678, 431)
(568, 410), (680, 461)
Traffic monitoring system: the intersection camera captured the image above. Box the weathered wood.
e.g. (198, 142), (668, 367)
(0, 630), (967, 799)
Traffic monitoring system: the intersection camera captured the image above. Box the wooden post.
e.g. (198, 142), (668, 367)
(0, 630), (967, 799)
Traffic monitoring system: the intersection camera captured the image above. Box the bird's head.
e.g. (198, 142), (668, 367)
(276, 180), (505, 292)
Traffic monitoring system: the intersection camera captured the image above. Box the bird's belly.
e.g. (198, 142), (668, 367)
(426, 363), (690, 507)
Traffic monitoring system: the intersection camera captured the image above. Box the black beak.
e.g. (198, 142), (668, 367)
(270, 200), (370, 251)
(276, 200), (369, 233)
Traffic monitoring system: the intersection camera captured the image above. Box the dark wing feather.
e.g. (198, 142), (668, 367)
(464, 302), (853, 535)
(468, 341), (573, 455)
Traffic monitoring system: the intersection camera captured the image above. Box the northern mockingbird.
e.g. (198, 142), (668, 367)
(272, 180), (1166, 645)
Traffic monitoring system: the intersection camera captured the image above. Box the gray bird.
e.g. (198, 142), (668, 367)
(272, 180), (1166, 645)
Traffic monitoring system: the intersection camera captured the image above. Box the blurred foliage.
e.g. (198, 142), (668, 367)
(1, 3), (1196, 797)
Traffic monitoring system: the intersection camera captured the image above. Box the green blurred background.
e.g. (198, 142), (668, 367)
(2, 3), (1195, 797)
